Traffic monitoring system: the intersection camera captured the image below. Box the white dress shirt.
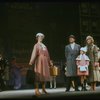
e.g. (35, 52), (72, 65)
(70, 42), (75, 50)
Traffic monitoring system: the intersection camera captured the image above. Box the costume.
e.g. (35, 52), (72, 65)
(76, 54), (90, 76)
(29, 42), (51, 82)
(86, 44), (100, 82)
(65, 42), (80, 91)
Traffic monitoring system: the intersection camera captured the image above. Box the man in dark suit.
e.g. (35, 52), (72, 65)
(65, 35), (81, 91)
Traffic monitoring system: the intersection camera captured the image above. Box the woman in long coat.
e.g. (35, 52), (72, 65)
(98, 48), (100, 65)
(29, 33), (51, 96)
(85, 36), (100, 91)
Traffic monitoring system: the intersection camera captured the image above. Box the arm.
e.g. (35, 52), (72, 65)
(85, 55), (90, 66)
(86, 60), (89, 66)
(29, 44), (37, 65)
(46, 48), (50, 61)
(76, 60), (80, 68)
(94, 45), (99, 66)
(46, 47), (51, 66)
(94, 45), (98, 62)
(65, 46), (68, 60)
(76, 55), (80, 67)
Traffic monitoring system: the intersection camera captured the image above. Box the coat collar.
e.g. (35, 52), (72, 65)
(69, 43), (76, 50)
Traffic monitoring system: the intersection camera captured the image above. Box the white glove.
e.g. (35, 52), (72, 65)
(78, 65), (80, 68)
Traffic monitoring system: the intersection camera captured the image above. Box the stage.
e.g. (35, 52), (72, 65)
(0, 87), (100, 99)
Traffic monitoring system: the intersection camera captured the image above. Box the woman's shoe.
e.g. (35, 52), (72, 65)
(35, 91), (41, 96)
(42, 90), (49, 94)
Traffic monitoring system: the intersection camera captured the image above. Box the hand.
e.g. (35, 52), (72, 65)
(94, 62), (99, 67)
(78, 65), (80, 68)
(29, 62), (32, 65)
(85, 65), (88, 68)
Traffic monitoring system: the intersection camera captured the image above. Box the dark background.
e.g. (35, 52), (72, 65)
(0, 2), (100, 63)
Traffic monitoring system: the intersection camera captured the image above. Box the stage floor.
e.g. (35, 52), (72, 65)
(0, 87), (100, 99)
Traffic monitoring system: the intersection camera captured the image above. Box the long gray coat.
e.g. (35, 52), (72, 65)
(86, 44), (100, 83)
(65, 43), (80, 77)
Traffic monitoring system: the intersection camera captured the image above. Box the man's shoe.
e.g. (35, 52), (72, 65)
(65, 89), (70, 92)
(84, 87), (87, 91)
(75, 89), (80, 91)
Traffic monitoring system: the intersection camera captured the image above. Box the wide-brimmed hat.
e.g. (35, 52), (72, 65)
(69, 35), (75, 39)
(86, 35), (94, 43)
(80, 47), (87, 52)
(36, 33), (45, 38)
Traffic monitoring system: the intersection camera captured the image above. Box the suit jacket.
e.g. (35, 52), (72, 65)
(65, 43), (80, 77)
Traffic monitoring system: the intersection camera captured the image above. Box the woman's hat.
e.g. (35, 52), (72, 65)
(36, 33), (45, 38)
(86, 35), (94, 43)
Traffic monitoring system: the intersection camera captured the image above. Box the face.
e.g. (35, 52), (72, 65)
(80, 50), (84, 54)
(69, 38), (75, 43)
(37, 36), (44, 42)
(86, 39), (92, 45)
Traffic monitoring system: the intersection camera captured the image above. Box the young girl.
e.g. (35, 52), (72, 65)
(76, 47), (90, 91)
(49, 60), (59, 89)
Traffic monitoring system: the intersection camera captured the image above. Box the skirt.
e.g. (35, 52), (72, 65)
(77, 68), (89, 76)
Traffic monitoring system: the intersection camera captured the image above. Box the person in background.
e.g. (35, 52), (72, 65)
(0, 54), (6, 91)
(85, 36), (100, 91)
(76, 47), (90, 91)
(49, 60), (57, 89)
(10, 57), (22, 90)
(29, 33), (51, 96)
